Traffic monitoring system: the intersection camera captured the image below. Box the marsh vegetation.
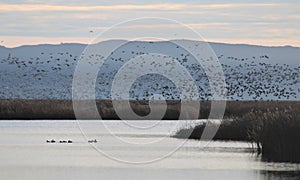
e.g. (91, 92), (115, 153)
(174, 102), (300, 163)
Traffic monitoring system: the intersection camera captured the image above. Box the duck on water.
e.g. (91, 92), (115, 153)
(46, 139), (72, 143)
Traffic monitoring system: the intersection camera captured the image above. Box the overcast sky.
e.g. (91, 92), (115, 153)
(0, 0), (299, 47)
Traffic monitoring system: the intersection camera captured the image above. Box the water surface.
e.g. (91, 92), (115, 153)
(0, 120), (299, 180)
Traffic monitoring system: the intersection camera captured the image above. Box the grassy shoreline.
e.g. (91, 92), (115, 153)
(174, 102), (300, 163)
(0, 99), (298, 120)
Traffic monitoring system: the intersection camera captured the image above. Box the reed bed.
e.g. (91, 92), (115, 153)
(0, 99), (297, 120)
(174, 102), (300, 163)
(248, 107), (300, 163)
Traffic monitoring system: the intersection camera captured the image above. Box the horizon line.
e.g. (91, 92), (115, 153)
(1, 39), (299, 49)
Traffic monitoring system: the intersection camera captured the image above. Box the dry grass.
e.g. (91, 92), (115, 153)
(174, 101), (300, 163)
(248, 107), (300, 163)
(0, 99), (298, 120)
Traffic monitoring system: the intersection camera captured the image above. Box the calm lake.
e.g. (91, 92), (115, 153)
(0, 120), (299, 180)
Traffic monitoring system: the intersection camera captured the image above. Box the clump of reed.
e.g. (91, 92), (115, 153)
(248, 107), (300, 163)
(173, 118), (251, 141)
(174, 105), (300, 163)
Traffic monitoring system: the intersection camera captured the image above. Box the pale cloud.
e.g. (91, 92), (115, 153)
(0, 4), (186, 11)
(0, 1), (299, 47)
(92, 23), (231, 30)
(0, 3), (280, 12)
(193, 3), (279, 9)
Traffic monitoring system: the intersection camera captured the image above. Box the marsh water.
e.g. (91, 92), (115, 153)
(0, 120), (299, 180)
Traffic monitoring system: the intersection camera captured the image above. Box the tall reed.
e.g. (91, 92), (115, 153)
(248, 107), (300, 163)
(174, 105), (300, 163)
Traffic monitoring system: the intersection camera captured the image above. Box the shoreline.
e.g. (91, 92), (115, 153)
(0, 99), (298, 120)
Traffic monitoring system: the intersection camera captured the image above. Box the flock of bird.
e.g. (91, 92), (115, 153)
(46, 139), (97, 144)
(0, 41), (298, 100)
(46, 139), (73, 144)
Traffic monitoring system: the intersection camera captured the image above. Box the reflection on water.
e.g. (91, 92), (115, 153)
(0, 120), (299, 180)
(260, 171), (300, 180)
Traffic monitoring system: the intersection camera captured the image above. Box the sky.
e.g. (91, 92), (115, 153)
(0, 0), (299, 47)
